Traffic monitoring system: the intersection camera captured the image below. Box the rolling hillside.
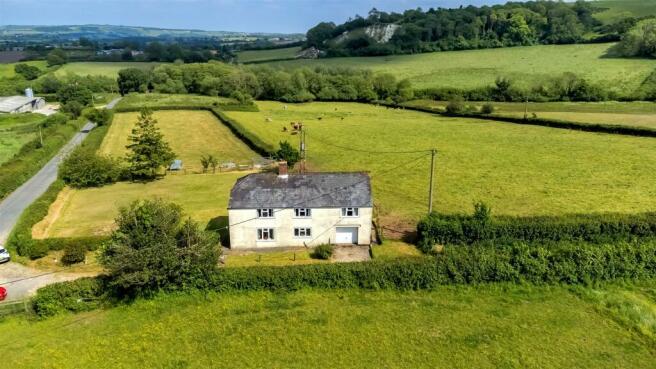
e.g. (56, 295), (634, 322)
(593, 0), (656, 24)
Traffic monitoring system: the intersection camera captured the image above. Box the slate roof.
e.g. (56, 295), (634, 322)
(0, 96), (41, 113)
(229, 172), (372, 209)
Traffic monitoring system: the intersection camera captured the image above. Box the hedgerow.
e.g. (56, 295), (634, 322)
(416, 206), (656, 251)
(32, 240), (656, 317)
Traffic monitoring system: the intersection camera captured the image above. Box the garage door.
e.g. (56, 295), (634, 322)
(335, 227), (358, 244)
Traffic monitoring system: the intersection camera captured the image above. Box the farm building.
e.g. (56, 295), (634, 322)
(0, 96), (46, 114)
(228, 163), (372, 249)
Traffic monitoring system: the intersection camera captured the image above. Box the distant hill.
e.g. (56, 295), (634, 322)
(592, 0), (656, 24)
(0, 24), (303, 43)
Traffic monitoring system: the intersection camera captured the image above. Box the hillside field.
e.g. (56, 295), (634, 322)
(404, 100), (656, 129)
(224, 101), (656, 229)
(265, 43), (655, 93)
(54, 62), (161, 78)
(236, 46), (301, 63)
(0, 113), (45, 165)
(0, 60), (48, 78)
(1, 285), (654, 369)
(593, 0), (656, 24)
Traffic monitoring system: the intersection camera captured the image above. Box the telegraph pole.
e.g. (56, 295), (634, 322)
(428, 149), (436, 214)
(299, 125), (306, 173)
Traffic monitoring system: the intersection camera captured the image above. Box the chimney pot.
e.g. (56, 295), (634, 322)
(277, 161), (288, 178)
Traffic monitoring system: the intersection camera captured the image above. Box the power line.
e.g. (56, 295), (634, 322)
(0, 271), (60, 287)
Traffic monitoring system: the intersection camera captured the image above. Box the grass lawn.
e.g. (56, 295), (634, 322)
(266, 43), (655, 93)
(0, 113), (45, 165)
(371, 241), (423, 260)
(224, 249), (324, 267)
(1, 285), (653, 369)
(54, 62), (161, 78)
(100, 110), (260, 172)
(404, 100), (656, 129)
(0, 61), (48, 78)
(36, 172), (247, 238)
(115, 93), (236, 110)
(236, 46), (301, 63)
(224, 101), (656, 228)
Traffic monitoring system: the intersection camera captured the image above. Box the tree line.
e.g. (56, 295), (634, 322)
(306, 1), (636, 57)
(117, 62), (414, 103)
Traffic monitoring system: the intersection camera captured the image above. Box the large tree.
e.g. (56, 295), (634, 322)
(117, 68), (150, 95)
(100, 199), (220, 296)
(126, 109), (175, 179)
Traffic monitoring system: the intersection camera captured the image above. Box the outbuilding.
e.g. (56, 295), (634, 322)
(228, 163), (373, 249)
(0, 96), (46, 114)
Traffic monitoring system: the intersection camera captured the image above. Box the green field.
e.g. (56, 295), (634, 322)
(1, 285), (654, 369)
(115, 93), (235, 110)
(404, 100), (656, 129)
(0, 113), (45, 165)
(100, 110), (259, 172)
(54, 62), (161, 78)
(593, 0), (656, 24)
(266, 43), (656, 93)
(224, 101), (656, 229)
(236, 46), (301, 63)
(0, 60), (48, 78)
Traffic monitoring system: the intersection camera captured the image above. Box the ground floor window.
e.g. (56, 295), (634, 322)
(294, 228), (312, 237)
(257, 228), (275, 241)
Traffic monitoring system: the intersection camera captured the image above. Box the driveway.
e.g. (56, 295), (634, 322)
(0, 263), (94, 302)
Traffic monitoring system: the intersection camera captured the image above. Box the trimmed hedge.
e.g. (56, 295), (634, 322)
(33, 240), (656, 317)
(210, 108), (275, 156)
(393, 102), (656, 138)
(417, 211), (656, 249)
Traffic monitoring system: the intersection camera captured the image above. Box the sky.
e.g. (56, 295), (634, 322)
(0, 0), (505, 34)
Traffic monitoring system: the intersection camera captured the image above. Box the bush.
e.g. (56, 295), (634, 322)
(480, 103), (495, 114)
(83, 108), (113, 126)
(445, 97), (466, 115)
(417, 204), (656, 248)
(59, 148), (122, 188)
(311, 244), (334, 260)
(61, 243), (87, 265)
(32, 278), (105, 318)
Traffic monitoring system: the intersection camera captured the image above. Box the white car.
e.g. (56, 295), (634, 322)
(0, 247), (10, 264)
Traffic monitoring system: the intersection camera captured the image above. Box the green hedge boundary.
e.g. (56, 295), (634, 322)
(390, 102), (656, 138)
(417, 212), (656, 248)
(33, 240), (656, 317)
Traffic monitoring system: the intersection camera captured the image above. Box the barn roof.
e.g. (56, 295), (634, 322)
(229, 172), (372, 209)
(0, 96), (42, 113)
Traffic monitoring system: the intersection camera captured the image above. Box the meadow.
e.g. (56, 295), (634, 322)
(115, 93), (236, 110)
(404, 100), (656, 129)
(0, 114), (44, 165)
(594, 0), (656, 24)
(265, 43), (655, 93)
(54, 62), (161, 78)
(100, 110), (259, 172)
(0, 60), (48, 78)
(236, 46), (301, 63)
(224, 101), (656, 229)
(1, 285), (653, 369)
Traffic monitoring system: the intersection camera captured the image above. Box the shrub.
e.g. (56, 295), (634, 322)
(61, 243), (86, 265)
(480, 103), (495, 114)
(28, 242), (50, 260)
(83, 108), (113, 126)
(445, 97), (466, 115)
(32, 278), (105, 318)
(311, 244), (334, 260)
(59, 148), (122, 188)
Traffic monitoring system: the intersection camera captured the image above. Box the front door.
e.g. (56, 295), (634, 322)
(335, 227), (358, 244)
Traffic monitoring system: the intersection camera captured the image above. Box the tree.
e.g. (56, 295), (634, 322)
(275, 141), (300, 168)
(99, 199), (220, 296)
(200, 154), (218, 173)
(83, 108), (112, 126)
(117, 68), (150, 95)
(57, 83), (92, 106)
(306, 22), (337, 48)
(615, 19), (656, 58)
(46, 49), (68, 66)
(126, 109), (176, 179)
(59, 148), (121, 188)
(14, 63), (41, 80)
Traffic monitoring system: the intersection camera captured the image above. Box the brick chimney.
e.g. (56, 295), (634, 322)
(277, 161), (288, 179)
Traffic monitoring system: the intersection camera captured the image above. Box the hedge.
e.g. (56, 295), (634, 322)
(391, 102), (656, 138)
(32, 240), (656, 317)
(416, 211), (656, 249)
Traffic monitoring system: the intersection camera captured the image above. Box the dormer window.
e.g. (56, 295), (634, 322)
(294, 208), (311, 218)
(257, 208), (274, 218)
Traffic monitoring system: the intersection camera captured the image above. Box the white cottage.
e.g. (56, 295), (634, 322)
(228, 163), (373, 249)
